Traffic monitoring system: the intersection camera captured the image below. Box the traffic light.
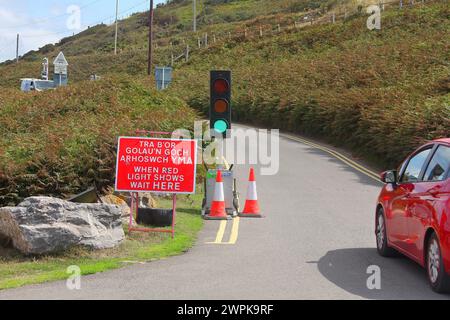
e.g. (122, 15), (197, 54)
(210, 70), (231, 138)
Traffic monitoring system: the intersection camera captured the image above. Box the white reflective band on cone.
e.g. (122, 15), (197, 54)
(214, 182), (225, 201)
(246, 181), (258, 200)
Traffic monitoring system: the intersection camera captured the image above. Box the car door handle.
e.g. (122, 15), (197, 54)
(428, 186), (442, 197)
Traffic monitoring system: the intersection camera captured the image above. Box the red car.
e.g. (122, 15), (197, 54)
(376, 138), (450, 293)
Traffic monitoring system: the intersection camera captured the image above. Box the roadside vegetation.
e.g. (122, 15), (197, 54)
(0, 76), (197, 206)
(169, 1), (449, 167)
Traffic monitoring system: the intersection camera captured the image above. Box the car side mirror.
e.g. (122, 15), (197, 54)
(380, 170), (398, 184)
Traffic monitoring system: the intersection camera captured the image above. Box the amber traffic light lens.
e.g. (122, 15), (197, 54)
(213, 79), (229, 95)
(214, 99), (228, 113)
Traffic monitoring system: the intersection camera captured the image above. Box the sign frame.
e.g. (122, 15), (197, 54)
(114, 136), (198, 195)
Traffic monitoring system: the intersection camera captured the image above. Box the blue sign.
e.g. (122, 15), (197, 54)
(155, 67), (172, 90)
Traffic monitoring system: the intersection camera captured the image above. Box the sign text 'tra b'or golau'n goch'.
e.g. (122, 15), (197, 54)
(115, 137), (198, 194)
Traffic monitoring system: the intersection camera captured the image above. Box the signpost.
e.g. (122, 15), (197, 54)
(115, 134), (198, 238)
(41, 58), (49, 80)
(155, 67), (173, 90)
(53, 52), (68, 86)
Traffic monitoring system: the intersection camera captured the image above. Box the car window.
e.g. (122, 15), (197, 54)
(424, 145), (450, 182)
(400, 148), (432, 183)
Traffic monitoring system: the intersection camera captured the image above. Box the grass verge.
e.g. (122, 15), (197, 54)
(0, 190), (203, 290)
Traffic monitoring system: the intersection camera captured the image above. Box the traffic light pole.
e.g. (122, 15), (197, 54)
(147, 0), (154, 76)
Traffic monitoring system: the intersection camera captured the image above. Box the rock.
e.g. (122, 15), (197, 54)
(100, 194), (134, 225)
(100, 194), (130, 216)
(0, 197), (124, 255)
(139, 193), (158, 208)
(114, 192), (157, 209)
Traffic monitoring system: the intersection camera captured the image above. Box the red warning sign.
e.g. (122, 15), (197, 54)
(115, 137), (197, 194)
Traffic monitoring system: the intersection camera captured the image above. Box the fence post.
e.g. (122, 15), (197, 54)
(185, 45), (189, 62)
(277, 24), (281, 32)
(260, 26), (263, 37)
(171, 53), (174, 66)
(204, 33), (208, 47)
(198, 37), (201, 48)
(244, 28), (248, 38)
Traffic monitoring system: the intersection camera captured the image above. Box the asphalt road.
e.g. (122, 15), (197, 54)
(1, 126), (449, 300)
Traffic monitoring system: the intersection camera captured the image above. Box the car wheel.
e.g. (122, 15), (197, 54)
(376, 208), (397, 257)
(426, 233), (450, 293)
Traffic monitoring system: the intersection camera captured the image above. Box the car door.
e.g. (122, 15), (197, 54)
(408, 144), (450, 260)
(389, 147), (432, 252)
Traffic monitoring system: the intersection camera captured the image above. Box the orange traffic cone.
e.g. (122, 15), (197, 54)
(205, 170), (229, 220)
(239, 168), (262, 218)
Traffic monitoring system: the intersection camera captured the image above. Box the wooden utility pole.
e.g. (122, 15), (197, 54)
(114, 0), (119, 55)
(147, 0), (154, 76)
(16, 34), (19, 63)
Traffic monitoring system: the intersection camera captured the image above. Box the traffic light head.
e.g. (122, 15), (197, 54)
(210, 70), (231, 138)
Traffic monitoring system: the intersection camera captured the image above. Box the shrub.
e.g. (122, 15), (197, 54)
(0, 76), (197, 206)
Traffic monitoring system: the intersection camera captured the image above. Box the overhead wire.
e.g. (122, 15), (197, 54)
(20, 0), (150, 39)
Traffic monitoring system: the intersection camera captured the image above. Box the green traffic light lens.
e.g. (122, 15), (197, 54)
(214, 120), (228, 133)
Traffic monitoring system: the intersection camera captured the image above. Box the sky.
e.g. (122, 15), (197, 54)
(0, 0), (166, 62)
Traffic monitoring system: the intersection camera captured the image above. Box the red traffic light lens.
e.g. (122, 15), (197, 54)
(213, 78), (229, 95)
(214, 99), (228, 113)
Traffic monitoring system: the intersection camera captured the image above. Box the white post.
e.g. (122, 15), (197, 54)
(16, 34), (19, 63)
(193, 0), (197, 32)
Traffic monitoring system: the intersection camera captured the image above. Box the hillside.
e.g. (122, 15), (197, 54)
(169, 1), (450, 166)
(0, 0), (351, 86)
(0, 0), (449, 205)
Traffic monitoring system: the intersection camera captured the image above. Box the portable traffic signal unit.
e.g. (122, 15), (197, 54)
(210, 70), (231, 138)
